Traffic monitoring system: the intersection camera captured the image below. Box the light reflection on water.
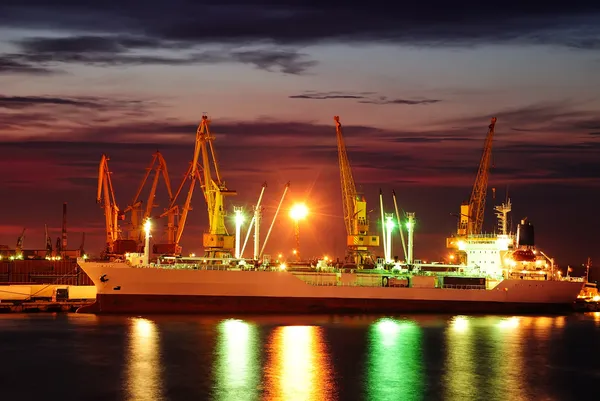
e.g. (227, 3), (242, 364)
(95, 314), (600, 401)
(125, 317), (165, 401)
(367, 318), (423, 401)
(444, 315), (477, 401)
(212, 318), (260, 401)
(264, 325), (336, 401)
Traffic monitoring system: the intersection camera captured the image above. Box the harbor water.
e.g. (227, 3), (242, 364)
(1, 313), (599, 401)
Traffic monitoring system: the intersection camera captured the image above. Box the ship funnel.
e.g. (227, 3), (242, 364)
(516, 218), (534, 247)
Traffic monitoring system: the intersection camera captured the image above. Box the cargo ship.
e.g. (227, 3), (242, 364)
(76, 227), (584, 315)
(76, 196), (585, 315)
(75, 260), (583, 314)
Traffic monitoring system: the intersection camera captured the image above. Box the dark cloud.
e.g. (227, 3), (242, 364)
(289, 92), (441, 105)
(359, 97), (441, 106)
(0, 58), (55, 75)
(289, 91), (368, 100)
(0, 95), (99, 109)
(447, 102), (600, 136)
(3, 35), (316, 75)
(0, 2), (598, 76)
(1, 1), (599, 50)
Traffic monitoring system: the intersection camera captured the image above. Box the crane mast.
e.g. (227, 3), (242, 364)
(162, 115), (236, 258)
(97, 154), (123, 254)
(458, 117), (497, 236)
(198, 115), (237, 258)
(334, 116), (379, 267)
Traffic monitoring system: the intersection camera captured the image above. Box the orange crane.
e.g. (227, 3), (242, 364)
(97, 154), (123, 255)
(334, 116), (379, 267)
(155, 160), (202, 255)
(122, 151), (174, 250)
(457, 117), (498, 236)
(97, 154), (135, 257)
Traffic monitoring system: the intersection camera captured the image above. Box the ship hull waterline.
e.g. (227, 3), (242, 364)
(76, 262), (584, 315)
(77, 293), (578, 315)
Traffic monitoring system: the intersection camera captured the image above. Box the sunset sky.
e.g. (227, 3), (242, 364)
(0, 1), (599, 265)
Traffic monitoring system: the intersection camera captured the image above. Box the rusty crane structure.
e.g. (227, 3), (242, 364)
(334, 116), (379, 267)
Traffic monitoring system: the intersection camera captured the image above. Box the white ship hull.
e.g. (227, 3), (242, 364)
(76, 261), (584, 314)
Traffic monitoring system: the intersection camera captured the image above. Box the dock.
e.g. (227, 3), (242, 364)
(0, 284), (96, 313)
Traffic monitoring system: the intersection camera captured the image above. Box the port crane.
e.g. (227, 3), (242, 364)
(122, 151), (174, 250)
(447, 118), (498, 260)
(457, 117), (497, 236)
(97, 154), (125, 256)
(334, 116), (379, 267)
(162, 115), (236, 258)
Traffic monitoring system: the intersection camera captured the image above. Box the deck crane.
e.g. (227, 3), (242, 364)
(457, 117), (498, 236)
(334, 116), (379, 267)
(97, 154), (127, 256)
(122, 151), (174, 250)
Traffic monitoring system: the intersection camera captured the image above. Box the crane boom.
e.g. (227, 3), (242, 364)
(123, 151), (174, 249)
(458, 117), (497, 236)
(97, 154), (122, 253)
(334, 116), (379, 267)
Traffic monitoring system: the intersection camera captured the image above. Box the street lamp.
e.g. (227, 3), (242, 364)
(143, 218), (152, 266)
(289, 203), (308, 261)
(234, 207), (244, 259)
(385, 214), (394, 263)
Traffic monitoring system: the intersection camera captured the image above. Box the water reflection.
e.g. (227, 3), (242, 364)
(264, 325), (335, 401)
(591, 312), (600, 327)
(125, 317), (164, 401)
(213, 319), (260, 401)
(490, 317), (526, 401)
(367, 318), (423, 401)
(444, 315), (476, 401)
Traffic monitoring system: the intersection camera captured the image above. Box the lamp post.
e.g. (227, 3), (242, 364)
(143, 218), (151, 266)
(234, 207), (244, 259)
(406, 213), (415, 265)
(289, 203), (308, 261)
(385, 213), (394, 263)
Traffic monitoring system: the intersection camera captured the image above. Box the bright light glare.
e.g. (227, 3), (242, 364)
(498, 317), (520, 330)
(144, 218), (151, 234)
(235, 209), (245, 225)
(289, 203), (308, 221)
(385, 217), (394, 229)
(451, 316), (469, 332)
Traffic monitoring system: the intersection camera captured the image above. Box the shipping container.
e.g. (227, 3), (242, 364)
(0, 260), (92, 286)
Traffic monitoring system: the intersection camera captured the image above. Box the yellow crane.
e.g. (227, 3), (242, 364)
(122, 151), (174, 250)
(458, 117), (498, 236)
(334, 116), (379, 267)
(162, 115), (236, 258)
